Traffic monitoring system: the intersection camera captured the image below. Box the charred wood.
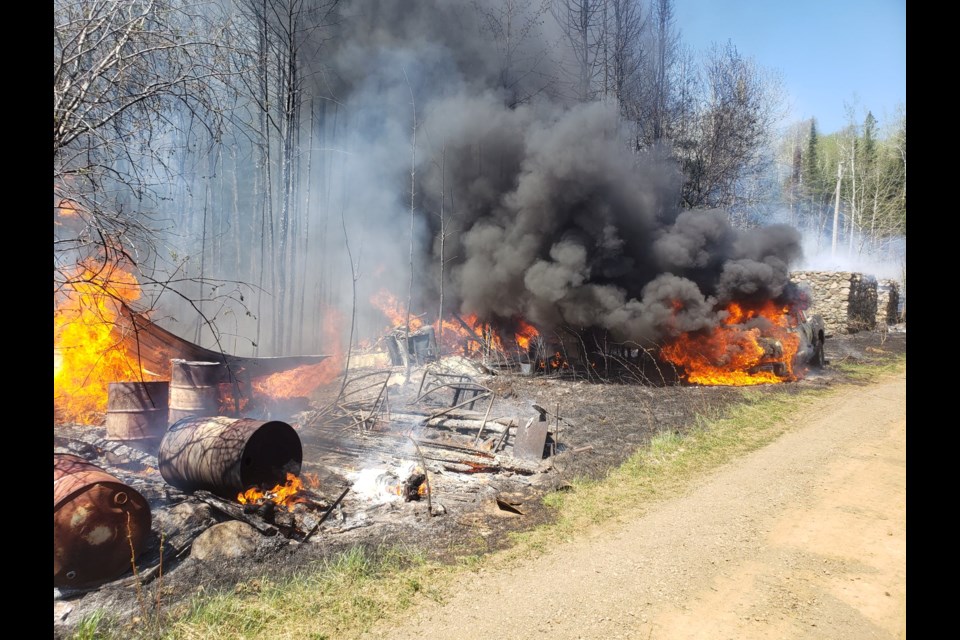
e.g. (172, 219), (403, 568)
(193, 490), (279, 536)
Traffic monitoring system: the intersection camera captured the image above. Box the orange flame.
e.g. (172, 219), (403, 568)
(371, 290), (424, 332)
(54, 260), (160, 424)
(538, 351), (569, 371)
(236, 472), (306, 512)
(251, 308), (344, 401)
(371, 289), (541, 361)
(252, 361), (341, 399)
(660, 301), (800, 386)
(514, 319), (539, 350)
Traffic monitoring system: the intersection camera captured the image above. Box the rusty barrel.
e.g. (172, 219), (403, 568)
(168, 360), (224, 425)
(105, 381), (169, 442)
(54, 454), (152, 589)
(158, 416), (302, 499)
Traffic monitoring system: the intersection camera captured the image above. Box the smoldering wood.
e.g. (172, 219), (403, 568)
(193, 490), (279, 536)
(387, 412), (516, 431)
(402, 473), (426, 500)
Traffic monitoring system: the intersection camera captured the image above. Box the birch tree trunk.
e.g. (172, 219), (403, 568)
(831, 161), (843, 258)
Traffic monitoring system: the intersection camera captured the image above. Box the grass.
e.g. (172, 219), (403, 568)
(72, 610), (109, 640)
(145, 545), (450, 640)
(74, 355), (905, 640)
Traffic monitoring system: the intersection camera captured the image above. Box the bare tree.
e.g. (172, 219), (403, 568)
(403, 67), (418, 380)
(677, 41), (784, 213)
(476, 0), (554, 106)
(54, 0), (235, 283)
(649, 0), (678, 142)
(604, 0), (645, 112)
(53, 0), (265, 353)
(830, 159), (844, 257)
(550, 0), (605, 102)
(231, 0), (340, 355)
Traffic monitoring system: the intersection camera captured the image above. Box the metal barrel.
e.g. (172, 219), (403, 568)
(158, 416), (302, 499)
(54, 454), (152, 589)
(168, 360), (224, 425)
(105, 381), (169, 442)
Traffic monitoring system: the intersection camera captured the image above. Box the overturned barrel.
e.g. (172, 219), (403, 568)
(54, 454), (152, 589)
(106, 381), (169, 443)
(158, 416), (302, 499)
(168, 360), (224, 425)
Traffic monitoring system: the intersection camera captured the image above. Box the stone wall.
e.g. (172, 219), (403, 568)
(789, 271), (878, 334)
(876, 280), (901, 327)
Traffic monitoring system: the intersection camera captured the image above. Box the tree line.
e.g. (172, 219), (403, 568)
(780, 108), (906, 263)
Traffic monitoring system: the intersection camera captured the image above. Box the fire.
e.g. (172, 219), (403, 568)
(371, 290), (424, 332)
(660, 301), (801, 386)
(237, 472), (306, 512)
(252, 361), (341, 398)
(54, 259), (160, 424)
(514, 319), (539, 350)
(370, 288), (541, 360)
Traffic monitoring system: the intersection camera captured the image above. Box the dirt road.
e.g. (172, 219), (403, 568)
(364, 371), (906, 640)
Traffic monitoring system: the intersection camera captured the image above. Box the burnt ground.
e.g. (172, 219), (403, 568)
(52, 327), (906, 638)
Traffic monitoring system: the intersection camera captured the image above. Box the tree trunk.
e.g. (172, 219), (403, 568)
(831, 161), (843, 258)
(404, 70), (417, 380)
(438, 146), (446, 352)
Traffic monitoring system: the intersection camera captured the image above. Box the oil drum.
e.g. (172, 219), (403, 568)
(158, 416), (302, 498)
(54, 454), (152, 589)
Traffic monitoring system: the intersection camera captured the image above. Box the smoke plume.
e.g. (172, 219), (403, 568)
(309, 0), (804, 347)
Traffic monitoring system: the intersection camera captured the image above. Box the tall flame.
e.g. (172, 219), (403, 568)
(514, 319), (539, 350)
(371, 290), (424, 332)
(54, 260), (158, 423)
(660, 301), (800, 386)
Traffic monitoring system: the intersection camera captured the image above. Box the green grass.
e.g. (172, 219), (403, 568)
(71, 610), (109, 640)
(80, 355), (904, 640)
(144, 544), (450, 640)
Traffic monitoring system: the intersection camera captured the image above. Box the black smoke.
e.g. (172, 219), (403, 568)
(314, 0), (803, 346)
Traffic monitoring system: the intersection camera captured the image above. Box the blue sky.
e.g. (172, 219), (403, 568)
(674, 0), (906, 134)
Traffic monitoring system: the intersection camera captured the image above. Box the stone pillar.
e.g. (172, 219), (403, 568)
(789, 271), (879, 334)
(876, 279), (901, 327)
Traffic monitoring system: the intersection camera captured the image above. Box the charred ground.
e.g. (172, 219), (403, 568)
(52, 328), (905, 637)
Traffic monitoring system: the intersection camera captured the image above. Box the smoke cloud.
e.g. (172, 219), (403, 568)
(307, 0), (805, 347)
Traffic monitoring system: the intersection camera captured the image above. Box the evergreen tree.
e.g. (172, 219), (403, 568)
(862, 111), (877, 168)
(803, 118), (821, 198)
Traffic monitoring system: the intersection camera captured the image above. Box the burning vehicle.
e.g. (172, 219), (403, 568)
(751, 308), (826, 378)
(789, 308), (827, 368)
(656, 292), (827, 386)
